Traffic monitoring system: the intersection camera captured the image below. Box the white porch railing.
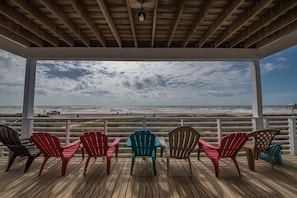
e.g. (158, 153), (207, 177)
(1, 115), (296, 157)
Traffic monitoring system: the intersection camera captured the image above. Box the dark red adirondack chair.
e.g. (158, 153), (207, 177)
(198, 133), (248, 178)
(31, 132), (81, 176)
(80, 132), (121, 175)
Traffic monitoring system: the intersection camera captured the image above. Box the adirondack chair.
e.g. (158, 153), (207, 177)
(31, 132), (81, 176)
(126, 130), (159, 176)
(160, 126), (200, 175)
(198, 133), (248, 178)
(80, 132), (121, 175)
(245, 129), (280, 170)
(0, 125), (41, 172)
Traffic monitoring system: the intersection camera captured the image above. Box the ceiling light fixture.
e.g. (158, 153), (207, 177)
(137, 0), (146, 22)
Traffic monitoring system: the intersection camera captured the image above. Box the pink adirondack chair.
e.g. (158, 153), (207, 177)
(80, 132), (121, 175)
(31, 132), (81, 176)
(198, 133), (248, 178)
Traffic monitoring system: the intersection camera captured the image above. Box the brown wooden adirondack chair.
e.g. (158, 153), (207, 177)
(31, 132), (81, 176)
(198, 133), (248, 178)
(160, 126), (200, 175)
(245, 129), (280, 170)
(0, 125), (41, 172)
(80, 132), (120, 175)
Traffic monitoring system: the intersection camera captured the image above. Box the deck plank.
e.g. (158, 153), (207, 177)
(0, 155), (297, 197)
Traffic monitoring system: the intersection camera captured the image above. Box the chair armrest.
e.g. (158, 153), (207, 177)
(198, 139), (219, 150)
(125, 138), (131, 147)
(159, 137), (168, 148)
(21, 138), (33, 145)
(109, 138), (121, 147)
(155, 138), (161, 147)
(61, 139), (81, 149)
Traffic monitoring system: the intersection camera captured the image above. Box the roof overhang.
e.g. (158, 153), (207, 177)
(2, 29), (297, 61)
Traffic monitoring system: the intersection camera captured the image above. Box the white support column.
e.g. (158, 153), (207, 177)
(21, 59), (37, 139)
(250, 60), (264, 130)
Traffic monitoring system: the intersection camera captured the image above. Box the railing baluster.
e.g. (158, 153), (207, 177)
(65, 119), (71, 145)
(263, 118), (269, 128)
(288, 117), (297, 155)
(217, 119), (222, 143)
(104, 119), (108, 135)
(142, 117), (147, 130)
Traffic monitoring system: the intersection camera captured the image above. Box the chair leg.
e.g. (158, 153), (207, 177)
(84, 157), (91, 176)
(24, 156), (37, 173)
(61, 158), (71, 176)
(152, 157), (156, 176)
(39, 157), (49, 176)
(130, 156), (135, 176)
(268, 152), (274, 170)
(188, 157), (192, 175)
(166, 157), (170, 174)
(115, 145), (119, 158)
(232, 157), (241, 177)
(210, 158), (219, 178)
(6, 153), (17, 172)
(197, 146), (201, 160)
(106, 155), (112, 175)
(81, 145), (85, 159)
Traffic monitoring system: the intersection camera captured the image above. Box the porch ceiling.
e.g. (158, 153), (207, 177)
(0, 0), (297, 60)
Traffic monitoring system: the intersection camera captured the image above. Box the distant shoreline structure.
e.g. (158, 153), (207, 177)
(0, 105), (293, 116)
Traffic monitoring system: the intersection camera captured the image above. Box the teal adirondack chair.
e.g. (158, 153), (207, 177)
(126, 130), (159, 176)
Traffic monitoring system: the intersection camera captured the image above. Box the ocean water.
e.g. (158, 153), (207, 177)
(0, 105), (294, 116)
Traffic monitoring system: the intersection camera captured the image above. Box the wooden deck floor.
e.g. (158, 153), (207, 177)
(0, 155), (297, 198)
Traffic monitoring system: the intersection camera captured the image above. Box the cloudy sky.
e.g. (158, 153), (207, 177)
(0, 46), (297, 107)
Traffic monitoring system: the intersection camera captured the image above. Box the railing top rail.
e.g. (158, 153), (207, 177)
(24, 116), (257, 121)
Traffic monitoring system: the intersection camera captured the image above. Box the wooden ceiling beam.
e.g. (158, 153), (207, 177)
(230, 0), (297, 47)
(151, 0), (159, 48)
(0, 26), (30, 47)
(70, 0), (106, 47)
(167, 0), (184, 48)
(214, 0), (274, 48)
(257, 20), (297, 48)
(96, 0), (122, 47)
(125, 0), (137, 47)
(12, 0), (74, 47)
(197, 0), (244, 48)
(39, 0), (90, 47)
(0, 17), (43, 47)
(0, 1), (58, 47)
(245, 9), (297, 48)
(182, 0), (215, 47)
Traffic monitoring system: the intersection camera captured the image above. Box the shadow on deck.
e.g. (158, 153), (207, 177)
(0, 155), (297, 197)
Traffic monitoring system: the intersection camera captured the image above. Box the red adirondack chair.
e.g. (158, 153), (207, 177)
(80, 132), (121, 175)
(31, 132), (81, 176)
(198, 133), (248, 178)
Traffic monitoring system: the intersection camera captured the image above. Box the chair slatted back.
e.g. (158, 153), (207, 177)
(130, 130), (156, 156)
(168, 126), (200, 159)
(248, 129), (280, 152)
(80, 132), (108, 157)
(0, 125), (29, 156)
(31, 133), (61, 157)
(219, 133), (248, 158)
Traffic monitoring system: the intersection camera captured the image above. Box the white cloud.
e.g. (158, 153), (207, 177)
(0, 49), (255, 106)
(6, 49), (297, 106)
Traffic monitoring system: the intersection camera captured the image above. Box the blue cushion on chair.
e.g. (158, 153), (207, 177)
(260, 144), (283, 164)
